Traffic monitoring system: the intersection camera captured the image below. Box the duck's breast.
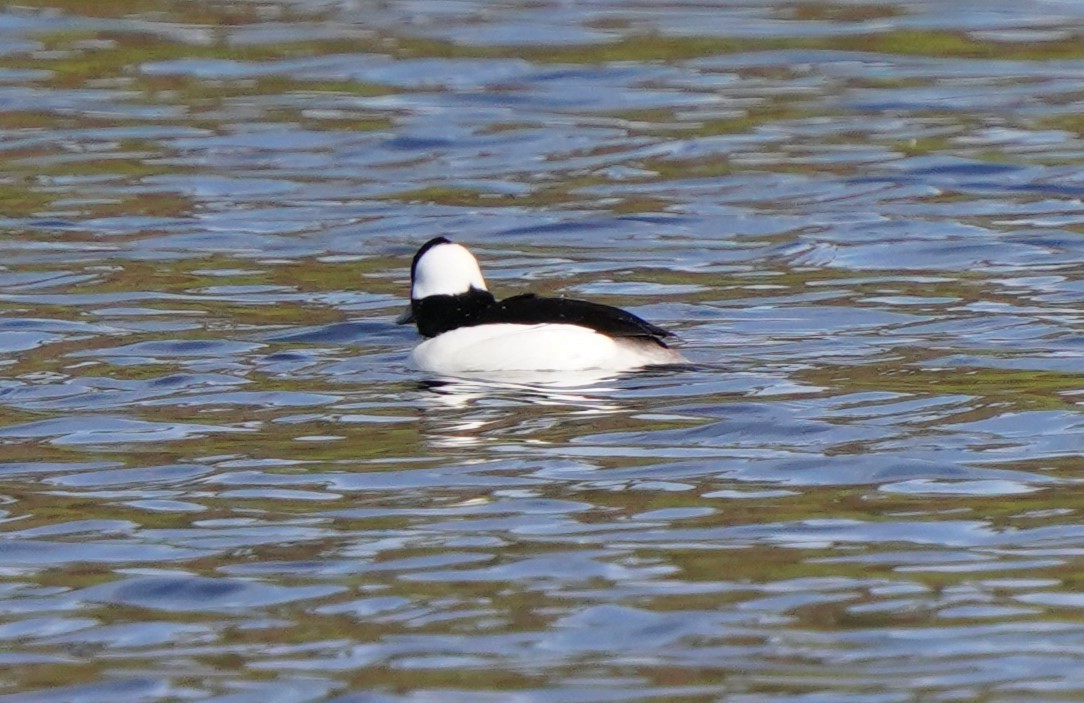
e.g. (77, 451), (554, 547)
(410, 323), (683, 374)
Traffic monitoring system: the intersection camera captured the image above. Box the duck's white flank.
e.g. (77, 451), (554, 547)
(410, 323), (685, 375)
(411, 242), (487, 299)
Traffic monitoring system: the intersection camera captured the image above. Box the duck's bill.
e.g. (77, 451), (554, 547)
(395, 306), (415, 325)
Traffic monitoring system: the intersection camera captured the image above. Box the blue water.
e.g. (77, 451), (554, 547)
(3, 1), (1084, 701)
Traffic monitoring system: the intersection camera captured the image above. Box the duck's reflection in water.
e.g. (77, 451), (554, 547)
(414, 370), (629, 449)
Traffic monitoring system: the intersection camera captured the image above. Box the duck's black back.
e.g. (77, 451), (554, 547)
(475, 294), (675, 346)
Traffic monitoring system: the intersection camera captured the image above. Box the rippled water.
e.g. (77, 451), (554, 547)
(4, 1), (1084, 701)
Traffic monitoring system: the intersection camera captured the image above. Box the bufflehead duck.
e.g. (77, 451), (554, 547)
(396, 237), (686, 376)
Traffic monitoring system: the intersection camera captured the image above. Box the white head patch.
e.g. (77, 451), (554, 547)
(411, 241), (488, 300)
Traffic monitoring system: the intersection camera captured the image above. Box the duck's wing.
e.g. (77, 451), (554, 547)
(477, 294), (676, 344)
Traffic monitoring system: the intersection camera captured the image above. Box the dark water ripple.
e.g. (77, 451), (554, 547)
(2, 0), (1084, 701)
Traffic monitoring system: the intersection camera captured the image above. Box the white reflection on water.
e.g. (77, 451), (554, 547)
(416, 374), (628, 449)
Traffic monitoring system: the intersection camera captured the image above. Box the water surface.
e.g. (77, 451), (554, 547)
(3, 1), (1084, 701)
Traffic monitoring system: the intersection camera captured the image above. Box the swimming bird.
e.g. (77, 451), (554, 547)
(396, 237), (686, 376)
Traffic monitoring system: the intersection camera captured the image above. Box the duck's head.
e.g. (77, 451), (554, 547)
(408, 236), (488, 300)
(396, 237), (492, 331)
